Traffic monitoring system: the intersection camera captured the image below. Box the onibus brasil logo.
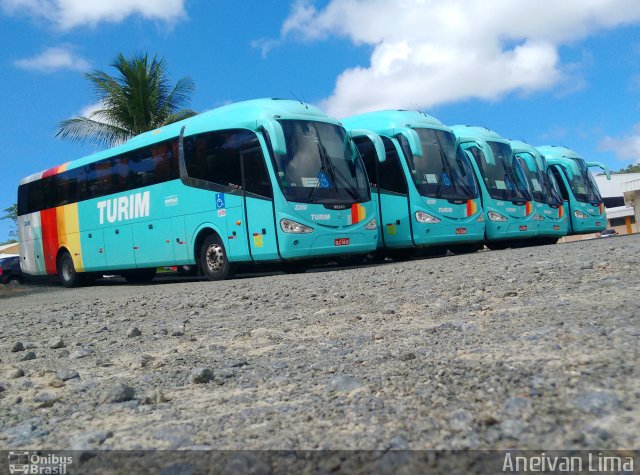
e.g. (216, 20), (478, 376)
(8, 452), (73, 474)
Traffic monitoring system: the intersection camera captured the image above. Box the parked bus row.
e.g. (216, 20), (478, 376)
(16, 98), (610, 287)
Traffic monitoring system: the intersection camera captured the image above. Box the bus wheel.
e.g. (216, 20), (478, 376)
(123, 268), (157, 284)
(283, 261), (308, 274)
(58, 252), (81, 288)
(449, 243), (483, 255)
(200, 235), (233, 280)
(486, 241), (509, 251)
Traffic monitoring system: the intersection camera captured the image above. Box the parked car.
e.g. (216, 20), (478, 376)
(0, 255), (24, 286)
(598, 229), (618, 238)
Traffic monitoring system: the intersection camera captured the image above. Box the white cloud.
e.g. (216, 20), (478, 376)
(0, 0), (186, 29)
(278, 0), (640, 117)
(599, 124), (640, 163)
(14, 46), (90, 72)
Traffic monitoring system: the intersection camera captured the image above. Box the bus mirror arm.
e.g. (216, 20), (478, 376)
(178, 126), (188, 180)
(398, 129), (423, 158)
(349, 129), (386, 162)
(257, 120), (287, 156)
(586, 161), (611, 180)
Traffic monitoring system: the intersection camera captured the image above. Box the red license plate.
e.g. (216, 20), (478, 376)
(455, 228), (467, 235)
(553, 225), (560, 230)
(519, 225), (527, 231)
(334, 238), (350, 246)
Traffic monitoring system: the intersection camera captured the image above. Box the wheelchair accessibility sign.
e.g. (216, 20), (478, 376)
(216, 193), (225, 209)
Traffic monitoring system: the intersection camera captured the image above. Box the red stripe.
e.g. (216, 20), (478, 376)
(41, 165), (64, 274)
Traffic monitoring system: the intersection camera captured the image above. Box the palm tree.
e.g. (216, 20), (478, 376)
(56, 53), (197, 147)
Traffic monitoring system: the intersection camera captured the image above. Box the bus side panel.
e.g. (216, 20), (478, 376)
(57, 203), (84, 272)
(81, 229), (107, 271)
(132, 218), (175, 268)
(18, 212), (46, 275)
(40, 208), (59, 275)
(171, 216), (190, 264)
(379, 193), (413, 248)
(103, 225), (136, 271)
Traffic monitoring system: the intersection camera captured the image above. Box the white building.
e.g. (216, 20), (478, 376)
(594, 173), (640, 235)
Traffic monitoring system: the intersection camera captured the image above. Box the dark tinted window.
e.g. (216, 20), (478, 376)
(378, 137), (407, 194)
(353, 137), (378, 187)
(242, 148), (273, 198)
(184, 130), (253, 189)
(17, 139), (179, 215)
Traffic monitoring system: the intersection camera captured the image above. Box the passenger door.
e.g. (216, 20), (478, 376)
(378, 137), (413, 247)
(241, 147), (279, 261)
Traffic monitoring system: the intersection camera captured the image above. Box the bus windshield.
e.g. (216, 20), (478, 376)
(566, 158), (602, 203)
(400, 129), (478, 201)
(469, 142), (530, 202)
(515, 154), (545, 202)
(270, 120), (370, 204)
(545, 169), (564, 206)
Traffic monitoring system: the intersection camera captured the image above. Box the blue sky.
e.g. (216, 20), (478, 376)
(1, 0), (640, 241)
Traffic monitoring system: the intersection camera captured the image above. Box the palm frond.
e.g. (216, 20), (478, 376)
(57, 52), (197, 147)
(55, 117), (132, 148)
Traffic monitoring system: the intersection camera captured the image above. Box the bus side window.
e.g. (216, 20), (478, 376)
(353, 137), (377, 188)
(243, 147), (273, 199)
(184, 130), (245, 190)
(378, 137), (407, 194)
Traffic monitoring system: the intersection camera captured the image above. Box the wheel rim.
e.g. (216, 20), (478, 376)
(61, 258), (72, 281)
(8, 279), (20, 287)
(205, 243), (225, 273)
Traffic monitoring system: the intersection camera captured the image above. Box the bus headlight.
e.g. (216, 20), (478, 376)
(487, 211), (507, 222)
(532, 214), (545, 221)
(280, 219), (314, 234)
(476, 214), (485, 223)
(415, 211), (440, 224)
(574, 210), (588, 219)
(364, 218), (377, 230)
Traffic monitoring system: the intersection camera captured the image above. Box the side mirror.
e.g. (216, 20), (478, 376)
(349, 129), (386, 162)
(398, 128), (423, 158)
(587, 161), (611, 180)
(257, 119), (287, 155)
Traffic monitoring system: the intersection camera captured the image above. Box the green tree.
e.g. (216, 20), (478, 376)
(1, 203), (18, 244)
(617, 163), (640, 174)
(56, 53), (197, 148)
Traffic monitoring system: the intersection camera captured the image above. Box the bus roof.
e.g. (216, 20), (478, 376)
(509, 140), (541, 156)
(342, 110), (449, 135)
(450, 125), (508, 144)
(536, 145), (583, 161)
(20, 98), (334, 185)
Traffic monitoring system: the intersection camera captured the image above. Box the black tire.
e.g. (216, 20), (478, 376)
(387, 248), (416, 261)
(122, 268), (157, 284)
(199, 234), (234, 281)
(6, 276), (22, 287)
(282, 261), (308, 274)
(485, 241), (509, 251)
(58, 252), (81, 288)
(449, 243), (484, 255)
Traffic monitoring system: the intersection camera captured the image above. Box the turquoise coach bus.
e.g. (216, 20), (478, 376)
(509, 141), (568, 244)
(536, 145), (610, 235)
(342, 111), (485, 258)
(17, 98), (378, 287)
(452, 126), (536, 250)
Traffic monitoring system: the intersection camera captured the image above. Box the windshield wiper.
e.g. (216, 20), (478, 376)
(317, 141), (361, 203)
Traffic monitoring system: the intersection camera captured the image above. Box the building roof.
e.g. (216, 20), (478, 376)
(594, 173), (640, 198)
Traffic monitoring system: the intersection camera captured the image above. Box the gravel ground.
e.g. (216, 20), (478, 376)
(0, 235), (638, 453)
